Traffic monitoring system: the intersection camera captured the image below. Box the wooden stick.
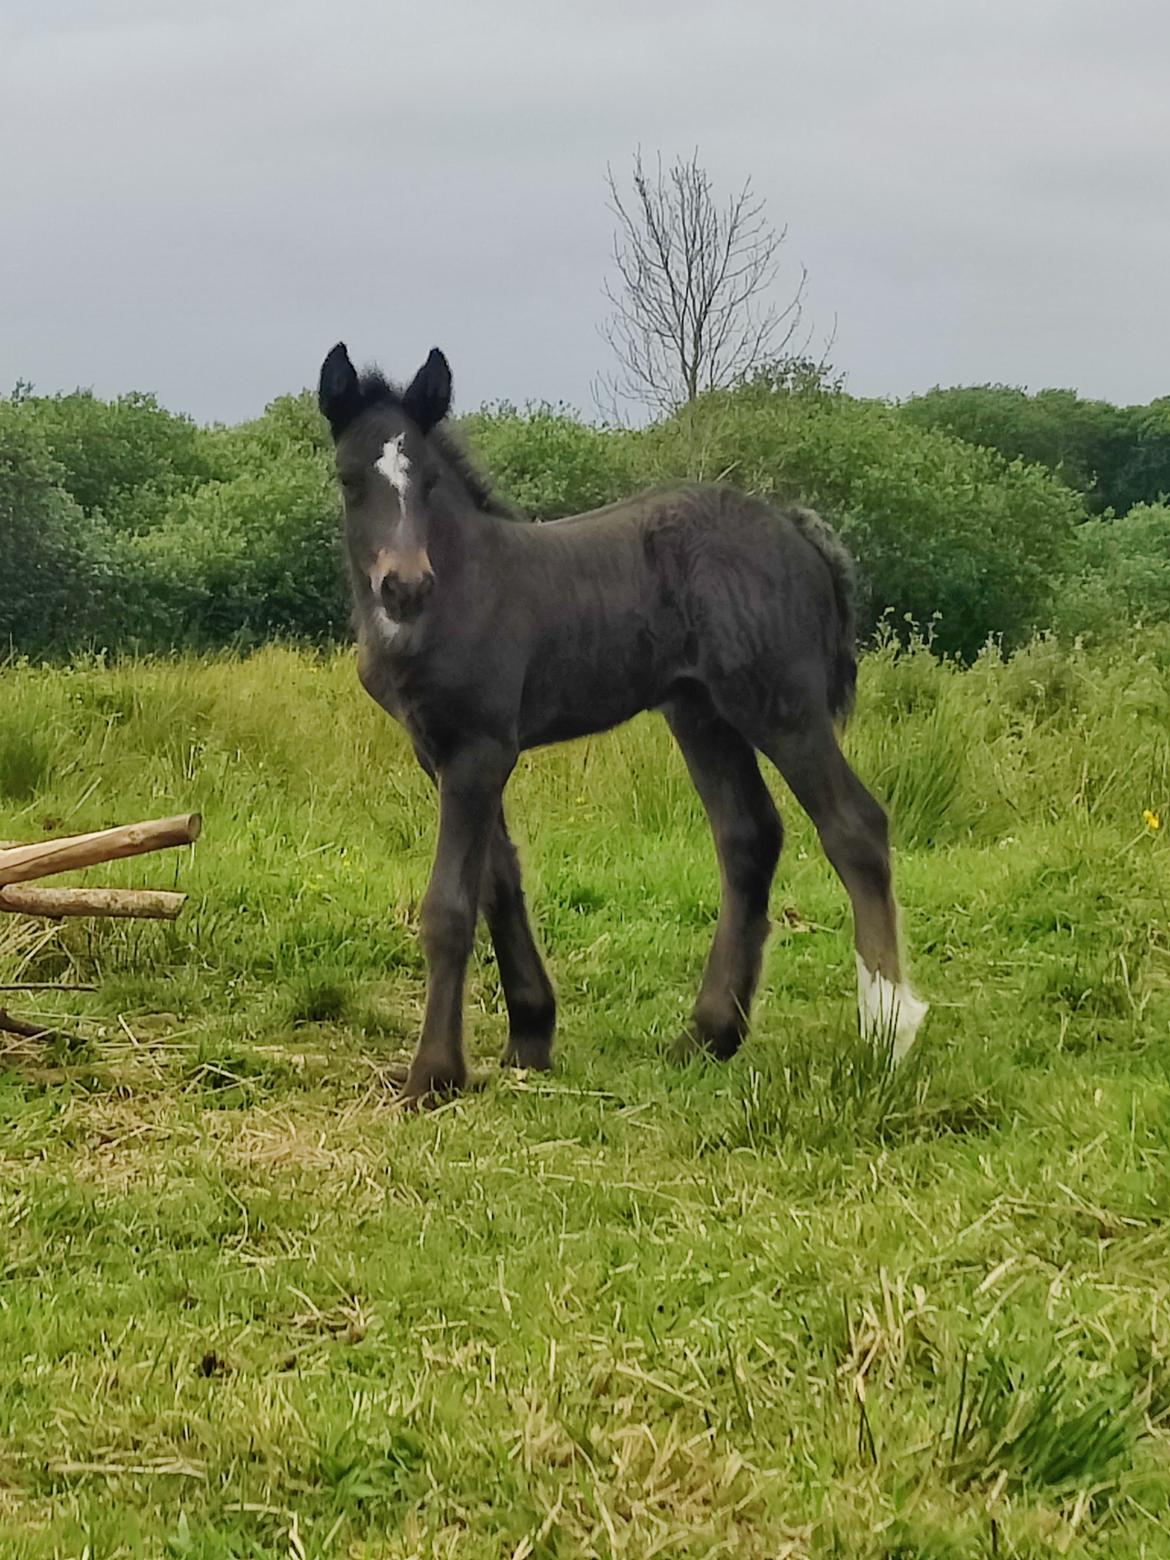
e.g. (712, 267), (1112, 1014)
(0, 886), (188, 920)
(0, 813), (201, 888)
(0, 1007), (85, 1045)
(0, 982), (97, 992)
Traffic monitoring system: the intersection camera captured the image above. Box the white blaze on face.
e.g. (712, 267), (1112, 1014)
(375, 432), (411, 500)
(368, 435), (411, 644)
(856, 954), (928, 1063)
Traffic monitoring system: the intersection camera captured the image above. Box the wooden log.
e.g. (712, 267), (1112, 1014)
(0, 813), (201, 888)
(0, 886), (188, 920)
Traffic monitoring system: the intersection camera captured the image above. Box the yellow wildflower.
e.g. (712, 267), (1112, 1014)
(1144, 808), (1162, 833)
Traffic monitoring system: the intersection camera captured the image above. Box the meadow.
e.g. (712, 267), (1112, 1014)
(0, 629), (1168, 1558)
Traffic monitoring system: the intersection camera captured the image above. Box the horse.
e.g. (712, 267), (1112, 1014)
(318, 342), (927, 1103)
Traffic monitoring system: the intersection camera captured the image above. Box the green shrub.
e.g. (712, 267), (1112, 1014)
(9, 386), (215, 533)
(901, 384), (1170, 515)
(0, 402), (120, 655)
(114, 454), (346, 649)
(201, 391), (332, 479)
(462, 404), (637, 518)
(1053, 503), (1170, 641)
(5, 373), (1163, 662)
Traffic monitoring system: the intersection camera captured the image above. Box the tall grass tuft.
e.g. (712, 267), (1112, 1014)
(0, 702), (56, 802)
(949, 1349), (1140, 1496)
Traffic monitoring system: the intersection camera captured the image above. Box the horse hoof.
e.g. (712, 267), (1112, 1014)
(397, 1062), (465, 1106)
(501, 1037), (554, 1071)
(395, 1065), (489, 1107)
(670, 1027), (742, 1064)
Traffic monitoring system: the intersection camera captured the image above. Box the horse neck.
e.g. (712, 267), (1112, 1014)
(430, 483), (502, 577)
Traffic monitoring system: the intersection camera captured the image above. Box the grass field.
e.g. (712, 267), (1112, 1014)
(1, 631), (1168, 1558)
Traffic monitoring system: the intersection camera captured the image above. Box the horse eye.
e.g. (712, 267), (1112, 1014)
(421, 470), (439, 497)
(340, 474), (364, 500)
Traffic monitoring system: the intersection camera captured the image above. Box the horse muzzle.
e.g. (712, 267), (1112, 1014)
(371, 549), (435, 621)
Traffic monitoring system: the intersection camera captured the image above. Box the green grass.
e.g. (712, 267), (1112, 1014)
(1, 631), (1168, 1558)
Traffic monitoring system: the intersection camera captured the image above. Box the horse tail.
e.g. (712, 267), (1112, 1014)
(789, 506), (858, 723)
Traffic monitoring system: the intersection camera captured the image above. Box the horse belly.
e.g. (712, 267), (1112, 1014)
(518, 656), (667, 748)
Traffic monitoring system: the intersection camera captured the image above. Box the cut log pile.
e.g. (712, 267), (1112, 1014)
(0, 813), (201, 1043)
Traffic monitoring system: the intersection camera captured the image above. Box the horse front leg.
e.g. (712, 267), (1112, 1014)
(404, 738), (515, 1103)
(481, 806), (556, 1071)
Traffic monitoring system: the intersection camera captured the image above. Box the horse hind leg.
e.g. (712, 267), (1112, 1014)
(759, 720), (927, 1060)
(665, 690), (783, 1060)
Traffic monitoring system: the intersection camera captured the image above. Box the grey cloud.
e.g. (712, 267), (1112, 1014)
(2, 0), (1167, 422)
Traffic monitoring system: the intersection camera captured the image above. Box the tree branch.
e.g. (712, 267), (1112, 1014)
(598, 149), (806, 415)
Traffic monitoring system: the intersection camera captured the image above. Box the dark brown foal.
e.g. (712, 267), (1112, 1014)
(319, 342), (928, 1102)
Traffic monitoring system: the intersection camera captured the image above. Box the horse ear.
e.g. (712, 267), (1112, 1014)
(318, 343), (362, 438)
(402, 348), (452, 432)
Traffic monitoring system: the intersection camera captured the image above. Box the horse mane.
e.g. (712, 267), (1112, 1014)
(357, 370), (525, 522)
(432, 425), (524, 521)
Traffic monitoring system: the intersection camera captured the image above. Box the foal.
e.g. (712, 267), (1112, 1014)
(319, 343), (927, 1102)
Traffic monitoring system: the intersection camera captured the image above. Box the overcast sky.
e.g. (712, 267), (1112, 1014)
(3, 0), (1168, 425)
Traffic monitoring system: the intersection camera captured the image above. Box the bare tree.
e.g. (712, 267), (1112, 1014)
(597, 149), (807, 417)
